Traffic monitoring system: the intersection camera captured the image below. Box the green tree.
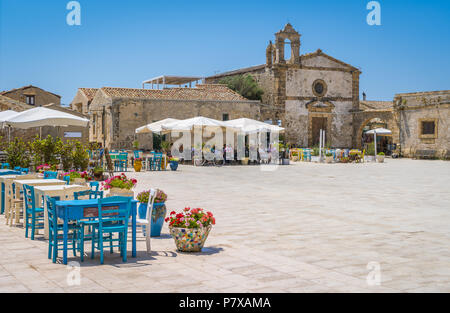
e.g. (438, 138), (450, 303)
(6, 138), (30, 168)
(72, 140), (89, 171)
(57, 139), (74, 172)
(219, 74), (264, 101)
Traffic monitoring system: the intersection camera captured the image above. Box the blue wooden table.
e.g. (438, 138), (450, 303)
(55, 198), (138, 265)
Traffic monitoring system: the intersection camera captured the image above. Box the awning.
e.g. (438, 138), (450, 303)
(224, 118), (285, 134)
(5, 107), (89, 129)
(136, 118), (180, 134)
(366, 128), (392, 136)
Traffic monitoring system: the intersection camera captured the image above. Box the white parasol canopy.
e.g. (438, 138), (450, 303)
(5, 107), (89, 129)
(135, 118), (180, 134)
(224, 118), (285, 134)
(366, 128), (392, 136)
(161, 116), (231, 132)
(0, 110), (20, 124)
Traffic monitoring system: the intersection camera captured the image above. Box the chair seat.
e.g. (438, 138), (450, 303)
(135, 218), (149, 225)
(26, 207), (44, 213)
(96, 225), (127, 232)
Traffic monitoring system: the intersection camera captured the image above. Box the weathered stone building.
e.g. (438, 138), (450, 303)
(87, 84), (261, 149)
(394, 90), (450, 158)
(206, 24), (362, 148)
(1, 85), (61, 107)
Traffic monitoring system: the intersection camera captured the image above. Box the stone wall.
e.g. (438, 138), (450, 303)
(2, 86), (61, 106)
(394, 91), (450, 158)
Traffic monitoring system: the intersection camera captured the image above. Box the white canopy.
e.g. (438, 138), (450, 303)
(0, 110), (20, 123)
(135, 118), (180, 134)
(161, 116), (231, 132)
(5, 107), (89, 129)
(366, 128), (392, 135)
(224, 118), (285, 134)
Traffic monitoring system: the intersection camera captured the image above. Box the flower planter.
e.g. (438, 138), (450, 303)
(138, 202), (167, 237)
(326, 156), (334, 164)
(134, 160), (142, 172)
(93, 172), (103, 181)
(109, 187), (134, 198)
(377, 155), (385, 163)
(366, 156), (376, 162)
(241, 158), (249, 165)
(169, 225), (212, 252)
(281, 158), (290, 165)
(311, 156), (320, 163)
(170, 161), (179, 171)
(72, 178), (86, 185)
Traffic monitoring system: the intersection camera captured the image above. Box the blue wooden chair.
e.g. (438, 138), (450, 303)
(90, 197), (132, 264)
(150, 153), (163, 171)
(1, 163), (9, 169)
(63, 176), (71, 185)
(44, 171), (58, 179)
(73, 190), (104, 200)
(14, 166), (21, 171)
(89, 181), (100, 192)
(21, 168), (29, 174)
(114, 153), (128, 172)
(45, 196), (78, 263)
(23, 184), (45, 240)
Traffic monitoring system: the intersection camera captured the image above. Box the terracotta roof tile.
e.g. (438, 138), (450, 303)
(100, 84), (249, 102)
(79, 88), (99, 102)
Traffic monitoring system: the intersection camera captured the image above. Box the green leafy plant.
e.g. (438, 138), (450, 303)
(57, 140), (74, 172)
(6, 138), (30, 168)
(219, 74), (264, 101)
(366, 142), (375, 155)
(161, 141), (170, 154)
(133, 140), (139, 150)
(326, 153), (333, 157)
(378, 152), (385, 156)
(166, 208), (215, 229)
(137, 189), (167, 204)
(72, 141), (89, 171)
(102, 174), (137, 190)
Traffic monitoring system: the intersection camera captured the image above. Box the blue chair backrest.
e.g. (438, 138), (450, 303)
(23, 184), (36, 212)
(63, 176), (71, 185)
(1, 163), (8, 169)
(118, 153), (128, 161)
(21, 168), (29, 174)
(14, 166), (21, 171)
(45, 196), (58, 230)
(74, 190), (103, 200)
(97, 196), (131, 228)
(89, 181), (100, 192)
(133, 151), (140, 159)
(44, 171), (58, 179)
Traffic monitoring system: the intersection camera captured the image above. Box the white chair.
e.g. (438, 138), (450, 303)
(135, 189), (156, 253)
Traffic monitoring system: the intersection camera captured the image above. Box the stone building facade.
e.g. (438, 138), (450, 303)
(1, 85), (61, 107)
(394, 90), (450, 158)
(206, 24), (361, 148)
(87, 84), (261, 150)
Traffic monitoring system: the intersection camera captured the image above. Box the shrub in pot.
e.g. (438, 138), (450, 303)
(325, 152), (334, 164)
(137, 189), (168, 237)
(102, 173), (137, 197)
(166, 208), (215, 252)
(377, 152), (385, 163)
(93, 166), (104, 181)
(169, 157), (179, 171)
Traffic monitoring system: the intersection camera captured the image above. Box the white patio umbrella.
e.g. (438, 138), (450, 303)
(135, 118), (180, 134)
(5, 107), (89, 138)
(224, 118), (285, 134)
(161, 116), (231, 132)
(366, 128), (392, 156)
(0, 110), (20, 143)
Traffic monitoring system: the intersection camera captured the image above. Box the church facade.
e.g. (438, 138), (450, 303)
(206, 23), (361, 148)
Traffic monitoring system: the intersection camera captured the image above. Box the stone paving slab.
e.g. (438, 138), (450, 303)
(0, 159), (449, 293)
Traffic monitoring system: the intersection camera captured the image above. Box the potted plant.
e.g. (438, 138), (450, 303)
(134, 158), (143, 172)
(169, 157), (179, 171)
(325, 152), (334, 164)
(102, 173), (137, 197)
(133, 140), (140, 150)
(241, 157), (249, 165)
(166, 208), (215, 252)
(365, 143), (376, 162)
(93, 166), (104, 181)
(137, 189), (168, 237)
(377, 152), (385, 163)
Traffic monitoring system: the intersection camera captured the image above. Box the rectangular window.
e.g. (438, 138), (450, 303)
(26, 95), (35, 105)
(222, 113), (229, 121)
(422, 121), (435, 135)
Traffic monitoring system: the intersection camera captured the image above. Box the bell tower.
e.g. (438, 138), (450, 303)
(274, 23), (301, 65)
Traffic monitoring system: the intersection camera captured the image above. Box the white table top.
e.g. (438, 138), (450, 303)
(13, 179), (64, 185)
(34, 185), (87, 192)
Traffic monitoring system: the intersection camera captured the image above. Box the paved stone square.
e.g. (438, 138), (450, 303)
(1, 159), (449, 293)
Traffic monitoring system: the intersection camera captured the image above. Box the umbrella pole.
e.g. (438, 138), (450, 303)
(374, 131), (377, 157)
(8, 126), (11, 144)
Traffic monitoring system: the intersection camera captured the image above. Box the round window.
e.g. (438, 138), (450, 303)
(312, 80), (327, 97)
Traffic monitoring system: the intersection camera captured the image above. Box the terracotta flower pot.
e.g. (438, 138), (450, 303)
(169, 225), (212, 252)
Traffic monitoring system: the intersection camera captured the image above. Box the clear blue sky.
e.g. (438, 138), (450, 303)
(0, 0), (449, 104)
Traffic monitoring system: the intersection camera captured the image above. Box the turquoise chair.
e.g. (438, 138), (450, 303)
(114, 153), (128, 172)
(63, 176), (71, 185)
(150, 153), (163, 171)
(89, 181), (100, 192)
(73, 190), (103, 200)
(44, 171), (58, 179)
(21, 168), (29, 174)
(23, 185), (45, 240)
(1, 163), (9, 169)
(90, 197), (132, 264)
(45, 196), (78, 263)
(14, 166), (21, 171)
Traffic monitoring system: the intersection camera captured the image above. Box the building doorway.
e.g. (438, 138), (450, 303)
(311, 117), (327, 146)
